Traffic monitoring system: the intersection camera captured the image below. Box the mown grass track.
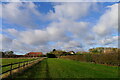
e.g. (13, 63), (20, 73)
(10, 58), (119, 78)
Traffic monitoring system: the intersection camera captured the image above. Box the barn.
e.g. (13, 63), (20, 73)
(26, 52), (43, 57)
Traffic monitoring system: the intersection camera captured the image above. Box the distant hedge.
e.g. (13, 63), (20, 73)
(60, 53), (119, 66)
(46, 54), (57, 58)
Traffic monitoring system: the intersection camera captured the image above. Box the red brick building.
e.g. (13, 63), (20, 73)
(26, 52), (43, 57)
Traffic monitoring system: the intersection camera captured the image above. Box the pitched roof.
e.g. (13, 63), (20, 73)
(27, 52), (43, 55)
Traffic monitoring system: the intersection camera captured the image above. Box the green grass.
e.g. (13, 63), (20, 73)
(1, 58), (35, 65)
(11, 58), (119, 78)
(1, 58), (36, 74)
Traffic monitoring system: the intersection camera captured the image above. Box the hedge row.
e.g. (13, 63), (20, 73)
(60, 53), (119, 66)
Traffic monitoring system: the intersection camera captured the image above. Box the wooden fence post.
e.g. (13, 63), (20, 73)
(24, 62), (25, 67)
(23, 62), (24, 67)
(10, 63), (12, 75)
(18, 62), (20, 69)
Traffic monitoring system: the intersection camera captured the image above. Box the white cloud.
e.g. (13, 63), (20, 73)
(46, 23), (70, 41)
(0, 4), (2, 18)
(86, 41), (96, 45)
(93, 3), (118, 36)
(0, 34), (13, 50)
(0, 34), (49, 54)
(18, 30), (49, 45)
(2, 2), (92, 28)
(64, 40), (82, 48)
(4, 18), (89, 46)
(6, 28), (18, 36)
(47, 3), (92, 20)
(2, 2), (41, 28)
(5, 26), (70, 46)
(98, 36), (118, 45)
(47, 19), (90, 39)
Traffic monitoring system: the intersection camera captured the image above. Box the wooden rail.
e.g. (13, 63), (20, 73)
(0, 58), (40, 75)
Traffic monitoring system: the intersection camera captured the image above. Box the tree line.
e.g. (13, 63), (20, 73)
(0, 51), (15, 58)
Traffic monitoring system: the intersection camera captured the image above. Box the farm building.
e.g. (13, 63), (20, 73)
(26, 52), (43, 57)
(68, 51), (75, 54)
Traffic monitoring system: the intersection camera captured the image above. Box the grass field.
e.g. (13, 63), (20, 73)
(1, 58), (36, 74)
(10, 58), (119, 78)
(1, 58), (35, 65)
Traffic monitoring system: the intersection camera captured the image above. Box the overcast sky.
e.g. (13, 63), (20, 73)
(0, 2), (119, 54)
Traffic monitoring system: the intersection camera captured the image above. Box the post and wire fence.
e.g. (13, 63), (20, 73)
(0, 58), (42, 76)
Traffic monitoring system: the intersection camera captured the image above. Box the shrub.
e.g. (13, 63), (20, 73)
(46, 54), (57, 58)
(60, 53), (119, 66)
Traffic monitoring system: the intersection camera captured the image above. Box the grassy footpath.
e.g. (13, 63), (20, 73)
(10, 58), (119, 78)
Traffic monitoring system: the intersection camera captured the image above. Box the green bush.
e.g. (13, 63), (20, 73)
(85, 54), (93, 62)
(46, 53), (57, 58)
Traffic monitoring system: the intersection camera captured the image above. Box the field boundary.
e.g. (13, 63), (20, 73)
(1, 57), (46, 79)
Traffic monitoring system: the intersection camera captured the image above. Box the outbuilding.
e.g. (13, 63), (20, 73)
(26, 52), (43, 57)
